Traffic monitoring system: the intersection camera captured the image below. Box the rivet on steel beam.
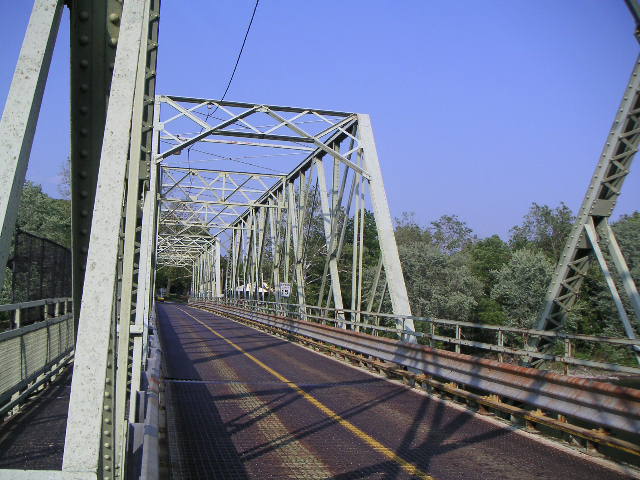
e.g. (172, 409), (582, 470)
(80, 190), (88, 198)
(79, 11), (89, 20)
(80, 106), (88, 115)
(80, 209), (89, 217)
(79, 59), (89, 69)
(80, 128), (88, 136)
(103, 430), (111, 436)
(109, 62), (115, 71)
(104, 405), (111, 411)
(79, 35), (89, 45)
(81, 247), (88, 253)
(80, 149), (88, 157)
(80, 228), (88, 235)
(109, 13), (120, 24)
(80, 83), (89, 92)
(104, 443), (111, 449)
(109, 37), (118, 48)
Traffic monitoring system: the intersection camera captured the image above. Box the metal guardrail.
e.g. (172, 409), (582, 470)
(192, 299), (640, 437)
(0, 298), (74, 417)
(140, 332), (161, 480)
(126, 304), (162, 480)
(0, 297), (72, 331)
(196, 297), (640, 375)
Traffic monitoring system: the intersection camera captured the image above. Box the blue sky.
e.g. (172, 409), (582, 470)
(1, 0), (638, 239)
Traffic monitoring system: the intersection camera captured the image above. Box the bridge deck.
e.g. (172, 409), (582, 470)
(158, 302), (630, 480)
(0, 368), (71, 470)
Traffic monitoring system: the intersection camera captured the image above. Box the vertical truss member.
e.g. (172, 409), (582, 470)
(64, 0), (161, 479)
(533, 2), (640, 365)
(69, 0), (122, 340)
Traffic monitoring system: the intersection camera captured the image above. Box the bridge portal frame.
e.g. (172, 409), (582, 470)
(154, 96), (414, 331)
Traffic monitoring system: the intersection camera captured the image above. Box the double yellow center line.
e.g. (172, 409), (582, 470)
(177, 306), (434, 480)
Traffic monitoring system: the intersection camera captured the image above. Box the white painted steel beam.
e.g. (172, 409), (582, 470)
(63, 0), (148, 474)
(357, 114), (415, 334)
(0, 0), (63, 289)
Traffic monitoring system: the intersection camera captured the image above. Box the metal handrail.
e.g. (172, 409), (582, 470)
(193, 296), (640, 374)
(0, 300), (74, 417)
(194, 299), (640, 436)
(0, 297), (72, 313)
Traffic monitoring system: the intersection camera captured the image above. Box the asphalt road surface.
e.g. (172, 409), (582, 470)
(158, 303), (634, 480)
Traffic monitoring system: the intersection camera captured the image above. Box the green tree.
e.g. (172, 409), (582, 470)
(490, 249), (553, 328)
(474, 297), (509, 325)
(612, 211), (640, 285)
(467, 235), (511, 293)
(156, 266), (191, 297)
(429, 214), (476, 255)
(399, 241), (482, 320)
(509, 202), (574, 260)
(15, 181), (71, 248)
(394, 212), (432, 245)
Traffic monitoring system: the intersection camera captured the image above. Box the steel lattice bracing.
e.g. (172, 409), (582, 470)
(154, 96), (414, 331)
(1, 1), (640, 478)
(533, 54), (640, 365)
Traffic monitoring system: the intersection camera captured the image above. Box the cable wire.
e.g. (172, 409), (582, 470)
(204, 0), (261, 123)
(188, 0), (262, 168)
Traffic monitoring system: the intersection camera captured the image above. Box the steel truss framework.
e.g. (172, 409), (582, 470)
(1, 1), (640, 479)
(534, 53), (640, 365)
(0, 0), (161, 479)
(155, 95), (414, 329)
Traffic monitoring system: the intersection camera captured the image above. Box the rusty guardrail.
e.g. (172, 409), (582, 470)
(192, 296), (640, 375)
(191, 299), (640, 437)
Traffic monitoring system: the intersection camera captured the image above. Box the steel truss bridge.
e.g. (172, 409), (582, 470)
(0, 1), (640, 479)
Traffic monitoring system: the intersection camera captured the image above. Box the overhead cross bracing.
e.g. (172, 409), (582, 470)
(155, 95), (414, 330)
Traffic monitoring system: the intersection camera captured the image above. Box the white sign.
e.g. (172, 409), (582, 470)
(279, 283), (291, 298)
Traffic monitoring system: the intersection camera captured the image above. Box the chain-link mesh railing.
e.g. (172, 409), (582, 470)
(9, 231), (71, 326)
(0, 298), (73, 416)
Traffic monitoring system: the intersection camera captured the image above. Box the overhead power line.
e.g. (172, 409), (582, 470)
(193, 0), (262, 174)
(218, 0), (261, 103)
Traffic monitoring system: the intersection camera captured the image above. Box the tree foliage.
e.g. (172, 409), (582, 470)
(467, 235), (511, 293)
(392, 205), (639, 350)
(16, 181), (71, 248)
(490, 249), (553, 328)
(394, 213), (482, 320)
(429, 214), (476, 255)
(399, 241), (482, 320)
(509, 202), (573, 260)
